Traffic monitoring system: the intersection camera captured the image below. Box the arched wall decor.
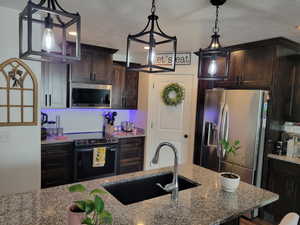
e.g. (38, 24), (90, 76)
(0, 58), (38, 126)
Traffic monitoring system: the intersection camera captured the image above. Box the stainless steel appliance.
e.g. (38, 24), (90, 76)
(121, 121), (135, 132)
(74, 135), (118, 181)
(70, 83), (112, 108)
(201, 89), (268, 189)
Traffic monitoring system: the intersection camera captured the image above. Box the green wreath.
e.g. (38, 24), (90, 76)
(162, 83), (185, 106)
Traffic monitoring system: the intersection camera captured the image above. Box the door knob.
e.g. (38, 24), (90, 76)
(184, 134), (188, 138)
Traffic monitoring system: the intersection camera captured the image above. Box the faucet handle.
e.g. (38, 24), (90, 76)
(156, 183), (167, 191)
(156, 183), (176, 192)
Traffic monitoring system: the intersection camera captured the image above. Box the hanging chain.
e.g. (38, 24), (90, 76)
(151, 0), (156, 14)
(213, 5), (220, 33)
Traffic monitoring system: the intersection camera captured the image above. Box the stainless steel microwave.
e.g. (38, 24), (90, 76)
(70, 83), (112, 108)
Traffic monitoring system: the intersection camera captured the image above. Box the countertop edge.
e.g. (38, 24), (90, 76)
(267, 153), (300, 165)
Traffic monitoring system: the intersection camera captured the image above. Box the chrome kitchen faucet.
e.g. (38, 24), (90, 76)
(151, 142), (179, 201)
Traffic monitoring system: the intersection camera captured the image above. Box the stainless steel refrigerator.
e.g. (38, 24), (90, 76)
(200, 89), (268, 188)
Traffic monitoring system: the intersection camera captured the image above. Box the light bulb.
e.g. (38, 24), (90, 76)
(42, 28), (55, 52)
(150, 47), (156, 64)
(208, 59), (217, 76)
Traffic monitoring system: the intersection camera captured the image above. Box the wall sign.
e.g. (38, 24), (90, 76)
(155, 52), (191, 66)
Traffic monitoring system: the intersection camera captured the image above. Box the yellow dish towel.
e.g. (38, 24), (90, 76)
(93, 147), (106, 167)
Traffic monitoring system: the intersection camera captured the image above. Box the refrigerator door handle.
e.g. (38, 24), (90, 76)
(218, 104), (225, 155)
(219, 104), (229, 158)
(223, 104), (229, 141)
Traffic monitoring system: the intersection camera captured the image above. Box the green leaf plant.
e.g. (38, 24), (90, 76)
(68, 184), (112, 225)
(220, 139), (241, 156)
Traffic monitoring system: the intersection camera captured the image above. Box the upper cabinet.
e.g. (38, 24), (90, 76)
(286, 57), (300, 122)
(42, 62), (67, 108)
(216, 46), (274, 88)
(69, 43), (117, 84)
(111, 64), (139, 109)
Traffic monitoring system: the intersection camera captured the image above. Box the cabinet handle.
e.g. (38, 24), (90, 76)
(45, 94), (48, 107)
(49, 94), (52, 107)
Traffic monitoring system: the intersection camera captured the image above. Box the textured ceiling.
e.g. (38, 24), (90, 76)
(1, 0), (300, 56)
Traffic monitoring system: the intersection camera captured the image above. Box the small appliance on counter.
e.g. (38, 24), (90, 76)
(121, 121), (135, 132)
(281, 132), (300, 158)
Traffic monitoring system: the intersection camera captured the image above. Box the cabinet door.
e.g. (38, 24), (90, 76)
(48, 63), (67, 108)
(118, 137), (145, 175)
(41, 143), (74, 188)
(41, 63), (50, 108)
(242, 46), (274, 88)
(41, 63), (67, 108)
(289, 63), (300, 121)
(93, 53), (113, 84)
(70, 47), (93, 82)
(124, 70), (139, 109)
(111, 65), (125, 109)
(215, 50), (245, 88)
(267, 159), (300, 222)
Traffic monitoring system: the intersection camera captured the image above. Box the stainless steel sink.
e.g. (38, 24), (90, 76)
(102, 172), (200, 205)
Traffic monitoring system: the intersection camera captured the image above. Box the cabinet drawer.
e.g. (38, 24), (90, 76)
(119, 137), (144, 145)
(119, 160), (143, 174)
(120, 147), (143, 159)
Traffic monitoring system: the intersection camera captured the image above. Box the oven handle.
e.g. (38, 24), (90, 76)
(75, 146), (117, 152)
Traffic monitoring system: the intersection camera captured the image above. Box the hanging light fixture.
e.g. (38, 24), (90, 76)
(19, 0), (81, 62)
(126, 0), (177, 73)
(195, 0), (229, 80)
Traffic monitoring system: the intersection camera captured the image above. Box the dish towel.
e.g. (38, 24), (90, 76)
(93, 147), (106, 167)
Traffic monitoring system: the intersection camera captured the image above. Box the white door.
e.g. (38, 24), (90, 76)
(146, 75), (194, 169)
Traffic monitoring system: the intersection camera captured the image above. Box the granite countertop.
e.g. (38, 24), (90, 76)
(42, 130), (146, 145)
(0, 164), (278, 225)
(268, 153), (300, 165)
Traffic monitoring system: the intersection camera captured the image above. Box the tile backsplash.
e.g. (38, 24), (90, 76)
(41, 109), (137, 133)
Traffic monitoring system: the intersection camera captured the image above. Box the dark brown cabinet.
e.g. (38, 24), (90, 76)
(117, 137), (145, 175)
(287, 59), (300, 122)
(41, 143), (74, 188)
(265, 159), (300, 223)
(215, 46), (274, 88)
(69, 43), (117, 84)
(112, 64), (139, 109)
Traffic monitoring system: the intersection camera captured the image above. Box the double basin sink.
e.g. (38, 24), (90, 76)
(102, 172), (200, 205)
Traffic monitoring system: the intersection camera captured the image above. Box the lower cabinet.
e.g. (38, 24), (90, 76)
(41, 143), (74, 188)
(265, 158), (300, 223)
(117, 137), (145, 175)
(41, 137), (145, 188)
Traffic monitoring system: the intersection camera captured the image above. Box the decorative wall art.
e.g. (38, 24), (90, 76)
(161, 83), (185, 106)
(0, 58), (38, 126)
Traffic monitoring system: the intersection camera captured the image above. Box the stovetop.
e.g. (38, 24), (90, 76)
(67, 132), (119, 147)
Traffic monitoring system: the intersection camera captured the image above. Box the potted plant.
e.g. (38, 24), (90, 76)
(68, 184), (112, 225)
(219, 139), (241, 193)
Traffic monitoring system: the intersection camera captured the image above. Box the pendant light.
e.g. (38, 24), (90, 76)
(195, 0), (229, 80)
(19, 0), (81, 62)
(126, 0), (177, 73)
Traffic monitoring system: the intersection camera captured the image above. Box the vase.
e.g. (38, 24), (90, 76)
(220, 172), (240, 192)
(67, 204), (85, 225)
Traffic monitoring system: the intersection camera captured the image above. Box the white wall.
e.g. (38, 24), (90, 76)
(0, 7), (41, 195)
(42, 109), (136, 133)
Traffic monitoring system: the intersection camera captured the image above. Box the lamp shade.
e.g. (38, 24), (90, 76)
(126, 4), (177, 73)
(19, 0), (81, 62)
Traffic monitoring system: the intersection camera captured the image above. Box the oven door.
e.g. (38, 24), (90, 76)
(71, 83), (112, 108)
(74, 144), (117, 181)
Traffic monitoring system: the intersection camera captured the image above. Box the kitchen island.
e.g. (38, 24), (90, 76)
(0, 164), (278, 225)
